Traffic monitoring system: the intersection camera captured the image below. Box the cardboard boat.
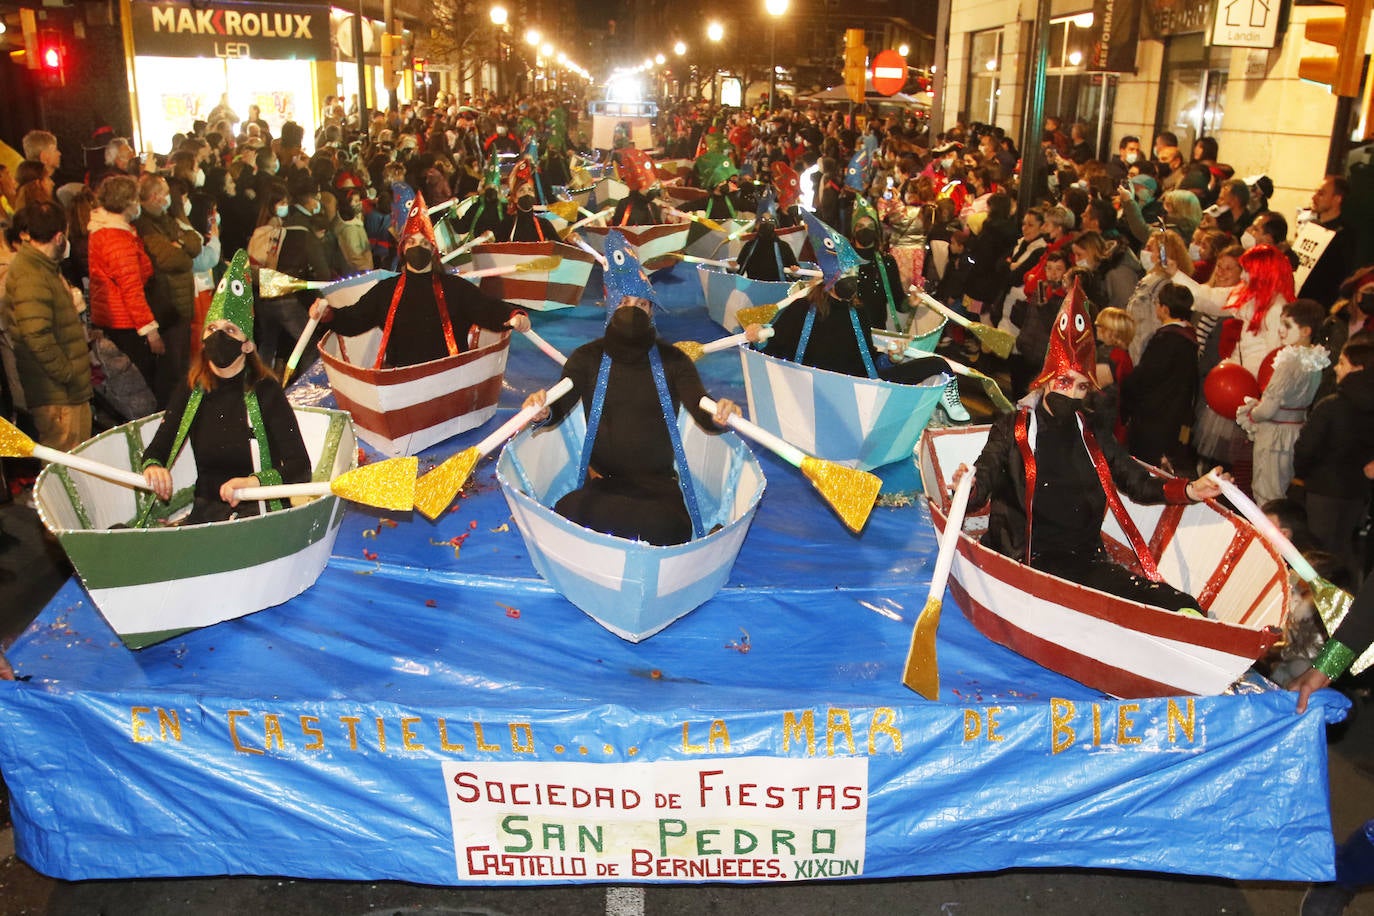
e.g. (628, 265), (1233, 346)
(496, 408), (766, 642)
(684, 217), (757, 260)
(577, 223), (690, 272)
(916, 425), (1289, 698)
(870, 302), (949, 350)
(469, 240), (596, 312)
(318, 326), (511, 457)
(33, 407), (356, 649)
(740, 347), (947, 470)
(697, 264), (795, 331)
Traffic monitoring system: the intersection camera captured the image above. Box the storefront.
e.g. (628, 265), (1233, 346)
(123, 0), (333, 153)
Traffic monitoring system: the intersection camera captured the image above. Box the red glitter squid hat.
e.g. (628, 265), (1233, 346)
(772, 161), (801, 209)
(1029, 279), (1100, 391)
(618, 149), (657, 193)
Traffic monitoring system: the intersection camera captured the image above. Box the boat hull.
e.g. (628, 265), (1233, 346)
(577, 224), (690, 271)
(740, 347), (947, 470)
(33, 408), (356, 648)
(469, 241), (596, 312)
(697, 264), (795, 331)
(496, 408), (766, 642)
(318, 328), (510, 457)
(916, 425), (1287, 697)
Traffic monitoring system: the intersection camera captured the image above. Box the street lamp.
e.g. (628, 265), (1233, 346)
(898, 43), (909, 57)
(765, 0), (788, 110)
(674, 41), (686, 56)
(707, 21), (724, 42)
(489, 5), (507, 25)
(525, 28), (540, 46)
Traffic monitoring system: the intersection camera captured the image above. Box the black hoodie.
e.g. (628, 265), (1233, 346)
(1293, 368), (1374, 498)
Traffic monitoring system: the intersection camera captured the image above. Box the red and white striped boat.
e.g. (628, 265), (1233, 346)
(577, 223), (690, 271)
(917, 425), (1289, 698)
(318, 327), (510, 457)
(468, 241), (596, 312)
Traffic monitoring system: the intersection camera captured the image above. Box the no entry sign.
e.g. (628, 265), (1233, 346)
(871, 50), (907, 96)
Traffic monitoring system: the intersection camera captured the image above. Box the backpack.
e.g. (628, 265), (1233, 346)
(247, 223), (304, 270)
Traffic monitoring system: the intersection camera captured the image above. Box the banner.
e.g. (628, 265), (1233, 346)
(129, 0), (332, 60)
(1088, 0), (1142, 72)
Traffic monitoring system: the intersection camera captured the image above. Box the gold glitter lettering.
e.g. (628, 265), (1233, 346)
(782, 711), (816, 755)
(963, 709), (982, 742)
(707, 719), (732, 753)
(1117, 703), (1142, 746)
(340, 716), (361, 751)
(401, 717), (425, 751)
(986, 707), (1005, 742)
(228, 710), (263, 755)
(130, 706), (155, 744)
(869, 707), (902, 753)
(375, 716), (387, 752)
(825, 709), (854, 756)
(1051, 698), (1076, 754)
(438, 717), (465, 752)
(263, 714), (285, 751)
(1167, 698), (1196, 743)
(474, 722), (501, 752)
(300, 715), (324, 750)
(511, 722), (535, 753)
(1092, 703), (1103, 746)
(682, 722), (708, 753)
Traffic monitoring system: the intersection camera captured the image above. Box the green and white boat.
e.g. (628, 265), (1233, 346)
(33, 407), (356, 649)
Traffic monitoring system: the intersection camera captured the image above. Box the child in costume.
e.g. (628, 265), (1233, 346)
(953, 282), (1224, 613)
(522, 232), (740, 546)
(1235, 299), (1329, 504)
(309, 193), (530, 369)
(140, 249), (310, 525)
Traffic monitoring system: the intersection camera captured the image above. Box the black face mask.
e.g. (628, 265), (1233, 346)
(644, 187), (661, 201)
(203, 330), (245, 370)
(757, 221), (776, 241)
(607, 305), (655, 350)
(484, 188), (499, 202)
(1043, 391), (1084, 416)
(853, 227), (879, 248)
(516, 195), (535, 212)
(832, 276), (859, 301)
(404, 246), (434, 271)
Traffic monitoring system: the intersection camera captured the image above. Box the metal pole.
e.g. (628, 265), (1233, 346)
(1018, 0), (1052, 217)
(769, 23), (776, 110)
(927, 0), (951, 138)
(1326, 95), (1355, 175)
(354, 1), (369, 135)
(383, 0), (394, 112)
(1095, 73), (1108, 160)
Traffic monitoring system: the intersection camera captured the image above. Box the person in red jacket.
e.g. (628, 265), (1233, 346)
(87, 174), (160, 391)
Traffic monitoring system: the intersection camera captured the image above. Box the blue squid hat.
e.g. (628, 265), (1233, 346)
(603, 229), (660, 324)
(801, 210), (862, 291)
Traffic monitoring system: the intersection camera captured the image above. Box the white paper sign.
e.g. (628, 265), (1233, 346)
(1292, 221), (1337, 296)
(1211, 0), (1279, 48)
(444, 757), (869, 882)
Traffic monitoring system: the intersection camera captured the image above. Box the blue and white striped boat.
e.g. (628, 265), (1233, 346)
(496, 408), (766, 642)
(697, 264), (795, 332)
(740, 347), (947, 471)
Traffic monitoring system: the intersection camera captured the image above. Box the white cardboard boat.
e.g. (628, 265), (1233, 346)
(33, 407), (356, 649)
(318, 326), (511, 457)
(577, 223), (690, 271)
(496, 407), (765, 642)
(740, 347), (947, 470)
(469, 240), (596, 312)
(697, 264), (795, 331)
(917, 425), (1289, 698)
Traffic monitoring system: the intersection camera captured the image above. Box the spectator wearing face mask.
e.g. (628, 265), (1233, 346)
(135, 174), (203, 406)
(1117, 175), (1164, 249)
(1107, 135), (1142, 185)
(254, 175), (334, 373)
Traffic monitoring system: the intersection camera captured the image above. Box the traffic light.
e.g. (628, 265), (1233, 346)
(37, 28), (65, 88)
(844, 28), (867, 104)
(1297, 0), (1373, 98)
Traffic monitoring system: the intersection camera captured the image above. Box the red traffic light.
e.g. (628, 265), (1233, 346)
(42, 46), (61, 68)
(37, 28), (65, 86)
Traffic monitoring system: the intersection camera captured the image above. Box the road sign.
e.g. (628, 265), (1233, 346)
(871, 49), (906, 96)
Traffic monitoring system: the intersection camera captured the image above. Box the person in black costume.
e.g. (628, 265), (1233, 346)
(851, 203), (908, 333)
(310, 194), (530, 368)
(140, 250), (310, 526)
(522, 295), (741, 546)
(609, 149), (664, 227)
(953, 284), (1224, 613)
(497, 180), (559, 242)
(734, 212), (799, 281)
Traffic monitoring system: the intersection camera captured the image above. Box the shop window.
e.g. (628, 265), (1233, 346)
(1155, 34), (1227, 156)
(966, 28), (1001, 124)
(1043, 12), (1108, 131)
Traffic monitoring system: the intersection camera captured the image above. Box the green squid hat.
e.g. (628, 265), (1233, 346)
(851, 194), (881, 236)
(207, 249), (256, 338)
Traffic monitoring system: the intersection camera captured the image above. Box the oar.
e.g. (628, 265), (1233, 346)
(665, 206), (726, 233)
(940, 358), (1014, 413)
(522, 328), (569, 365)
(666, 253), (736, 269)
(231, 457), (419, 512)
(413, 377), (575, 520)
(786, 265), (824, 278)
(0, 416), (418, 512)
(913, 290), (1015, 360)
(699, 396), (881, 533)
(440, 230), (494, 264)
(281, 315), (320, 386)
(726, 219), (757, 242)
(903, 469), (974, 700)
(1205, 471), (1369, 673)
(565, 206), (615, 234)
(675, 327), (773, 361)
(456, 255), (562, 280)
(732, 278), (819, 331)
(568, 233), (609, 269)
(258, 268), (331, 299)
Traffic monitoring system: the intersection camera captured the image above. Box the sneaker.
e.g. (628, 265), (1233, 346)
(1301, 883), (1355, 916)
(940, 378), (971, 423)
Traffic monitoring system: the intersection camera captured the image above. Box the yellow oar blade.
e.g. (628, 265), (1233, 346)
(735, 304), (779, 328)
(258, 268), (310, 298)
(0, 415), (37, 458)
(514, 255), (562, 272)
(968, 369), (1013, 412)
(674, 341), (706, 361)
(548, 200), (580, 222)
(800, 456), (881, 533)
(966, 322), (1015, 359)
(902, 596), (944, 700)
(331, 456), (418, 512)
(413, 447), (481, 521)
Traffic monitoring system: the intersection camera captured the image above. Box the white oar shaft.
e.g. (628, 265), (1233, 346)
(929, 472), (974, 603)
(913, 290), (972, 330)
(701, 327), (773, 355)
(1208, 472), (1320, 582)
(233, 481), (332, 501)
(427, 198), (456, 215)
(570, 234), (608, 268)
(441, 231), (493, 263)
(32, 443), (151, 490)
(475, 377), (575, 455)
(787, 266), (824, 278)
(457, 264), (519, 280)
(523, 328), (568, 365)
(683, 254), (734, 268)
(284, 315), (320, 375)
(699, 396), (806, 468)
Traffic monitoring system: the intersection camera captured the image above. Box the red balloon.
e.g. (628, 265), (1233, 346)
(1204, 362), (1261, 420)
(1257, 348), (1281, 391)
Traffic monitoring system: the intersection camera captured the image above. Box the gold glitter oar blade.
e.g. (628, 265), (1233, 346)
(799, 456), (881, 533)
(413, 447), (481, 521)
(674, 341), (706, 361)
(0, 415), (37, 458)
(258, 268), (311, 299)
(902, 595), (943, 700)
(331, 456), (418, 512)
(734, 304), (779, 328)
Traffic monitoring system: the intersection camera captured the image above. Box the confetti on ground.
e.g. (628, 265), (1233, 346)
(424, 599), (437, 608)
(362, 549), (378, 561)
(650, 669), (662, 679)
(379, 518), (398, 528)
(877, 491), (920, 508)
(490, 523), (509, 533)
(497, 602), (521, 619)
(725, 628), (751, 654)
(469, 519), (478, 530)
(361, 528), (376, 539)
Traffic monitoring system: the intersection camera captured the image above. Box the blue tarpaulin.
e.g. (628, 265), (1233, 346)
(0, 261), (1348, 884)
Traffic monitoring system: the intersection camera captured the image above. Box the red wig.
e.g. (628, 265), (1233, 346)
(1226, 244), (1295, 333)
